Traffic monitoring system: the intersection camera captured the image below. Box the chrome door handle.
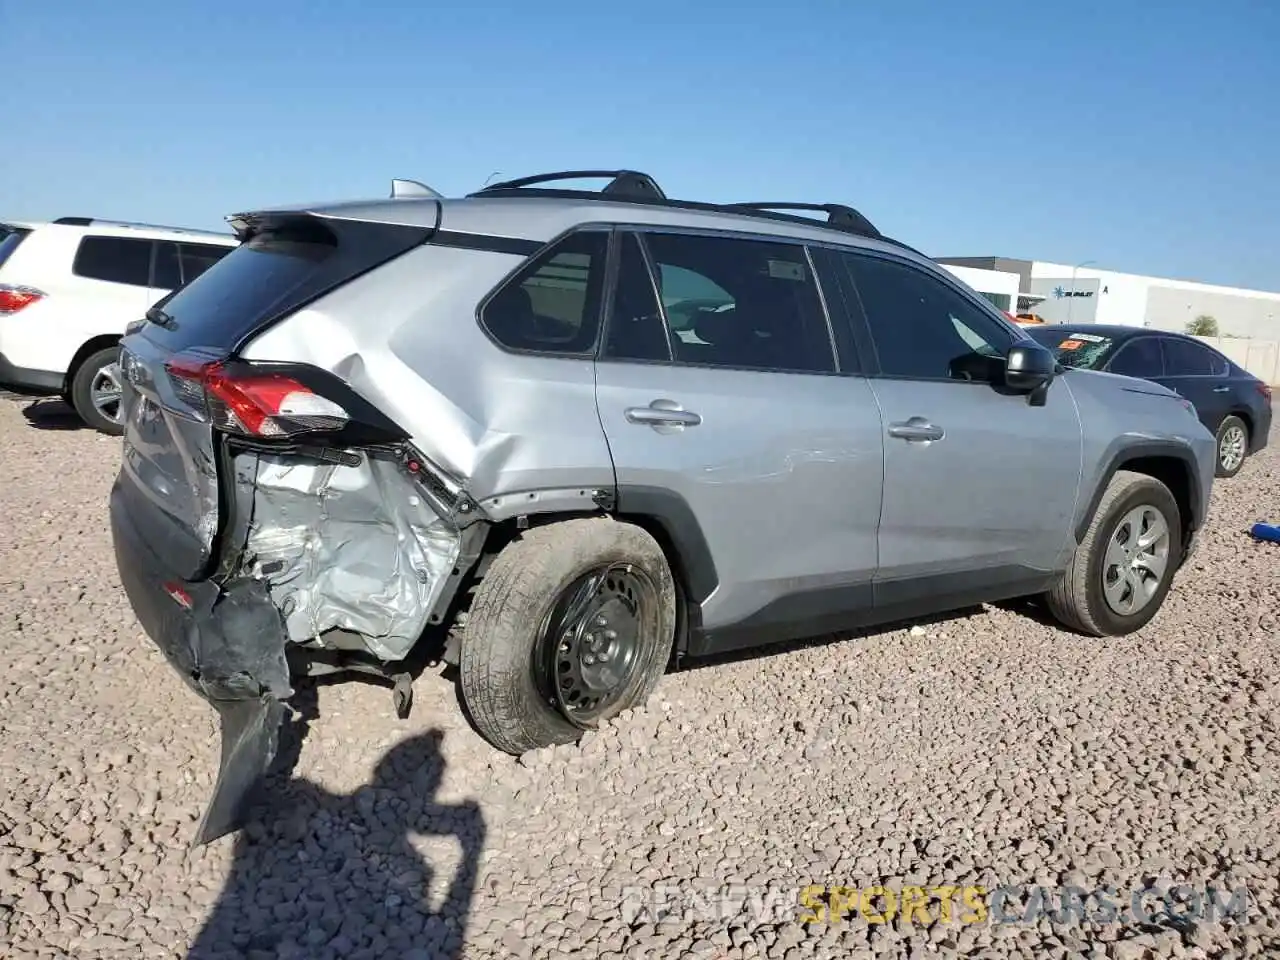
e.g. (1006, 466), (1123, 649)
(888, 417), (944, 442)
(624, 399), (702, 427)
(1212, 385), (1230, 393)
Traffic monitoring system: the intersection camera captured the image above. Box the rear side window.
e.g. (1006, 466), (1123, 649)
(153, 241), (235, 290)
(1162, 337), (1227, 376)
(639, 231), (835, 374)
(0, 227), (31, 271)
(73, 236), (153, 287)
(481, 230), (608, 354)
(181, 242), (233, 284)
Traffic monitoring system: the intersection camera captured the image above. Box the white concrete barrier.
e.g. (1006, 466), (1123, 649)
(1195, 336), (1280, 386)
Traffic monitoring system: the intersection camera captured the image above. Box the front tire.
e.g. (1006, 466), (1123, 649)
(1046, 470), (1182, 636)
(69, 345), (124, 436)
(459, 517), (677, 754)
(1214, 415), (1249, 478)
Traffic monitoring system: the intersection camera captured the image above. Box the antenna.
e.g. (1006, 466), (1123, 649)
(390, 178), (443, 200)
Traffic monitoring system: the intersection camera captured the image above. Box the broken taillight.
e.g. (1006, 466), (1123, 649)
(1258, 383), (1272, 405)
(0, 284), (46, 314)
(164, 355), (351, 437)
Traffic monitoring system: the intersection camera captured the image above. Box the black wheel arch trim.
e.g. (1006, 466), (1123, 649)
(1074, 440), (1205, 544)
(612, 484), (718, 607)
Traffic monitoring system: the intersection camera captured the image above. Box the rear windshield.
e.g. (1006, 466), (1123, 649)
(139, 232), (336, 353)
(0, 227), (31, 271)
(136, 216), (430, 354)
(1026, 327), (1114, 369)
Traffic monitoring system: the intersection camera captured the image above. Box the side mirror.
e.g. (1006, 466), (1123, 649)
(1005, 342), (1057, 406)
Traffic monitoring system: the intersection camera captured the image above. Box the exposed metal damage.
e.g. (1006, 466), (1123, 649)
(228, 449), (467, 662)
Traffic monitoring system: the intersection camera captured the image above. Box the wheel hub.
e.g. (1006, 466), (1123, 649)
(1220, 425), (1246, 472)
(1101, 504), (1171, 616)
(538, 564), (653, 726)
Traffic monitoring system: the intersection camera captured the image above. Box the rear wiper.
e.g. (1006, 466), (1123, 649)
(146, 306), (177, 330)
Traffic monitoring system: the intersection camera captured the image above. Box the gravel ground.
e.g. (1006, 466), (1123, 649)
(1, 393), (1277, 960)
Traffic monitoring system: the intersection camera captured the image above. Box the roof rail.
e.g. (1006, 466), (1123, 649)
(720, 202), (881, 239)
(390, 178), (443, 199)
(54, 216), (94, 226)
(471, 169), (668, 201)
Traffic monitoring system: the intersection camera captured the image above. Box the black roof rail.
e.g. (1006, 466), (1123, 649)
(720, 202), (881, 239)
(471, 169), (667, 201)
(54, 216), (94, 226)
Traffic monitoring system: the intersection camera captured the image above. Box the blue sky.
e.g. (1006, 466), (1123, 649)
(4, 1), (1278, 290)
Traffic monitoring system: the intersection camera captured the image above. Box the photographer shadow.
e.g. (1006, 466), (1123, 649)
(188, 687), (485, 959)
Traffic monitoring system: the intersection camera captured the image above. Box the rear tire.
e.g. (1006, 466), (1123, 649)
(1046, 470), (1182, 636)
(1214, 415), (1249, 478)
(459, 517), (677, 755)
(69, 345), (124, 436)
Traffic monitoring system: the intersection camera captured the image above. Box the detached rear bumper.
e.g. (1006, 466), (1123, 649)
(110, 475), (292, 844)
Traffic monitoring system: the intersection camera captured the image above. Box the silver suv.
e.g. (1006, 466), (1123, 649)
(107, 170), (1217, 842)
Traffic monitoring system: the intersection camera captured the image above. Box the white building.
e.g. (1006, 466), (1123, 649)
(939, 263), (1021, 315)
(936, 256), (1280, 338)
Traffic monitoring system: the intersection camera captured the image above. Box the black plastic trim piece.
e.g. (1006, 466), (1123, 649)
(686, 566), (1055, 658)
(427, 230), (542, 257)
(54, 216), (94, 226)
(1073, 441), (1204, 543)
(721, 202), (881, 239)
(613, 484), (719, 605)
(474, 169), (667, 200)
(0, 353), (63, 394)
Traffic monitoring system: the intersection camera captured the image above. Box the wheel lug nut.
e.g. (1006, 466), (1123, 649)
(597, 650), (610, 662)
(604, 629), (617, 640)
(595, 616), (608, 627)
(583, 655), (595, 665)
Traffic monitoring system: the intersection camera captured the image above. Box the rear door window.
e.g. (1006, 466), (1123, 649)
(1107, 337), (1164, 377)
(72, 236), (153, 287)
(640, 231), (836, 374)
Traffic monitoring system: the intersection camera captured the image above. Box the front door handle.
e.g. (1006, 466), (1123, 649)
(1212, 385), (1230, 393)
(625, 399), (702, 428)
(888, 417), (944, 442)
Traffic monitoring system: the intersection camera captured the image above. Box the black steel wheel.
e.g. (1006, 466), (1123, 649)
(536, 563), (658, 726)
(459, 517), (677, 755)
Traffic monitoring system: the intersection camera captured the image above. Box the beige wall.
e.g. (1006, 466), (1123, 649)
(1196, 336), (1280, 385)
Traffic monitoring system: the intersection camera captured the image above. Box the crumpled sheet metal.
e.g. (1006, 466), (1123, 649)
(235, 451), (462, 661)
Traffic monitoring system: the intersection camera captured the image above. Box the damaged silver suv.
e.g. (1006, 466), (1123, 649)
(108, 170), (1217, 842)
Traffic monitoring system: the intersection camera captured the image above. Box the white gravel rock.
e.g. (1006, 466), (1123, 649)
(1, 395), (1278, 958)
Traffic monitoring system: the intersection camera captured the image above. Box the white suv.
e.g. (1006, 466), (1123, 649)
(0, 217), (238, 433)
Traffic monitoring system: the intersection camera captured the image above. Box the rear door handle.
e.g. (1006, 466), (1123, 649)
(625, 399), (702, 427)
(1212, 385), (1230, 393)
(888, 417), (944, 442)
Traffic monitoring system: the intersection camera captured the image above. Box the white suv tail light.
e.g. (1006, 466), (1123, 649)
(0, 284), (46, 314)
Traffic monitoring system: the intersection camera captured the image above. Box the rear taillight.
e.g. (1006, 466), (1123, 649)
(1258, 383), (1272, 404)
(163, 355), (351, 438)
(0, 284), (46, 314)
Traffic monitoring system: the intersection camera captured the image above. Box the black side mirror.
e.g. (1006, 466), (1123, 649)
(1005, 342), (1057, 406)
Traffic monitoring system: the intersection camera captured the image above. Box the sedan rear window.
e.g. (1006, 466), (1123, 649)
(1026, 328), (1114, 369)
